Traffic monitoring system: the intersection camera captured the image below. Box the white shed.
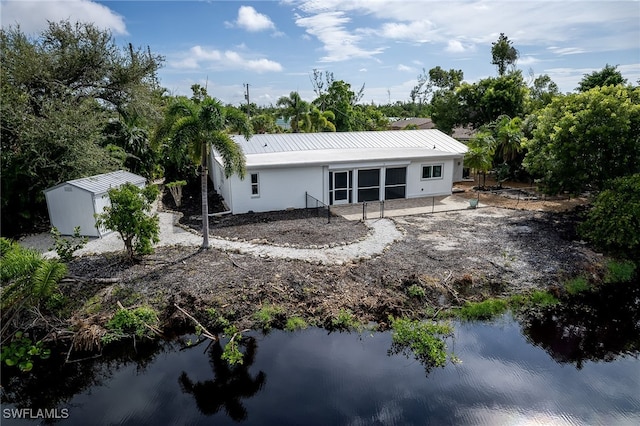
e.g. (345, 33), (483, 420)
(44, 170), (146, 237)
(211, 129), (467, 215)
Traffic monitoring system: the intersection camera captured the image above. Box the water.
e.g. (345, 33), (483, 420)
(2, 285), (640, 425)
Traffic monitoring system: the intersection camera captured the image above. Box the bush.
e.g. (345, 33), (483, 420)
(103, 306), (159, 343)
(389, 316), (453, 368)
(565, 276), (591, 295)
(604, 260), (637, 283)
(253, 304), (283, 331)
(330, 309), (361, 331)
(94, 183), (160, 259)
(579, 174), (640, 256)
(49, 226), (88, 261)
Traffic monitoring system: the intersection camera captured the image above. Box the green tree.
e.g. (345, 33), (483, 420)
(464, 132), (496, 188)
(160, 91), (250, 248)
(0, 21), (163, 236)
(523, 85), (640, 194)
(579, 174), (640, 257)
(250, 114), (277, 134)
(491, 33), (519, 76)
(430, 90), (462, 134)
(529, 74), (560, 111)
(302, 107), (336, 132)
(94, 183), (160, 259)
(457, 71), (528, 129)
(577, 64), (627, 92)
(317, 80), (358, 132)
(276, 91), (309, 133)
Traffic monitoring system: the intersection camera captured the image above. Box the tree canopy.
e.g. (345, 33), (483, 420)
(491, 33), (519, 76)
(0, 21), (164, 236)
(576, 64), (627, 92)
(523, 85), (640, 194)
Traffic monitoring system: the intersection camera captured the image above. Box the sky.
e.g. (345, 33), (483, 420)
(1, 0), (639, 107)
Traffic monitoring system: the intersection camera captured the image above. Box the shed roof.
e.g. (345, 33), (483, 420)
(224, 130), (467, 169)
(45, 170), (146, 195)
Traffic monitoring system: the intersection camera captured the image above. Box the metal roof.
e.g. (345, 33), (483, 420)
(45, 170), (146, 195)
(226, 130), (467, 168)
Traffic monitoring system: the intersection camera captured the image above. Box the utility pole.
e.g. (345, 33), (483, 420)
(244, 83), (250, 118)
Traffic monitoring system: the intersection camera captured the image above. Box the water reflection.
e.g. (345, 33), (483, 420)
(521, 281), (640, 368)
(178, 337), (266, 421)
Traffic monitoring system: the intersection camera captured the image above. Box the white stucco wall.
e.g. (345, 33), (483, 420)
(406, 157), (456, 199)
(226, 166), (325, 214)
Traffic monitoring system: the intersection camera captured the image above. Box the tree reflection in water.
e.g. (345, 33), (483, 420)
(179, 336), (266, 422)
(521, 281), (640, 369)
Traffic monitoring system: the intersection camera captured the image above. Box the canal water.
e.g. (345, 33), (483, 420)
(2, 283), (639, 425)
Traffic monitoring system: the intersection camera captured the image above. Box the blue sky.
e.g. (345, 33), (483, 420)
(2, 0), (639, 106)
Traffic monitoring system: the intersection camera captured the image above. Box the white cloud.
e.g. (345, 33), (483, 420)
(235, 5), (275, 32)
(380, 20), (434, 43)
(548, 46), (587, 56)
(518, 56), (541, 66)
(0, 0), (127, 35)
(295, 11), (384, 62)
(445, 40), (466, 53)
(396, 64), (415, 73)
(170, 45), (282, 73)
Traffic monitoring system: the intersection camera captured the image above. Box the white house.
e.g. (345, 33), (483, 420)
(44, 170), (146, 237)
(210, 129), (467, 214)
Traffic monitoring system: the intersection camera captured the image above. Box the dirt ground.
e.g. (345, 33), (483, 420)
(60, 181), (602, 338)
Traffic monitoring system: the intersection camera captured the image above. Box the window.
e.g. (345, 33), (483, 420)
(250, 173), (259, 197)
(385, 167), (406, 200)
(357, 169), (380, 202)
(421, 164), (443, 180)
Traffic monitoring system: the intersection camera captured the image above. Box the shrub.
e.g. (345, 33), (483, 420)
(0, 331), (50, 372)
(330, 309), (361, 331)
(407, 284), (426, 299)
(253, 304), (283, 331)
(579, 174), (640, 256)
(604, 260), (637, 283)
(94, 183), (160, 259)
(103, 306), (159, 343)
(389, 316), (453, 368)
(565, 276), (591, 295)
(49, 226), (88, 262)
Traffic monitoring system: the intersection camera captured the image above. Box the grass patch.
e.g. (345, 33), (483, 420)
(527, 290), (559, 308)
(565, 276), (591, 295)
(457, 298), (508, 321)
(604, 260), (636, 283)
(331, 309), (361, 331)
(253, 303), (284, 331)
(206, 307), (230, 329)
(285, 316), (308, 331)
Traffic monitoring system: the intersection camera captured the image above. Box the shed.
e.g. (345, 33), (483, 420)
(44, 170), (146, 237)
(211, 129), (467, 215)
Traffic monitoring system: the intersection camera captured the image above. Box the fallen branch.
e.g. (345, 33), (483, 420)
(173, 303), (218, 341)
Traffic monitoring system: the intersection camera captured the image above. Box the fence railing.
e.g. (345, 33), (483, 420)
(362, 200), (385, 220)
(305, 192), (331, 223)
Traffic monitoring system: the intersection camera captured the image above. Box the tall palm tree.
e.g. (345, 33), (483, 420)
(276, 91), (309, 133)
(165, 97), (250, 248)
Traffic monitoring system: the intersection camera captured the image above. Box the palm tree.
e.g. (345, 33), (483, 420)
(276, 91), (309, 133)
(165, 97), (250, 248)
(465, 132), (496, 189)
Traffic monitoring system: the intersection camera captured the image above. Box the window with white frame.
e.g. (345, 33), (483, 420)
(250, 173), (260, 197)
(421, 164), (443, 180)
